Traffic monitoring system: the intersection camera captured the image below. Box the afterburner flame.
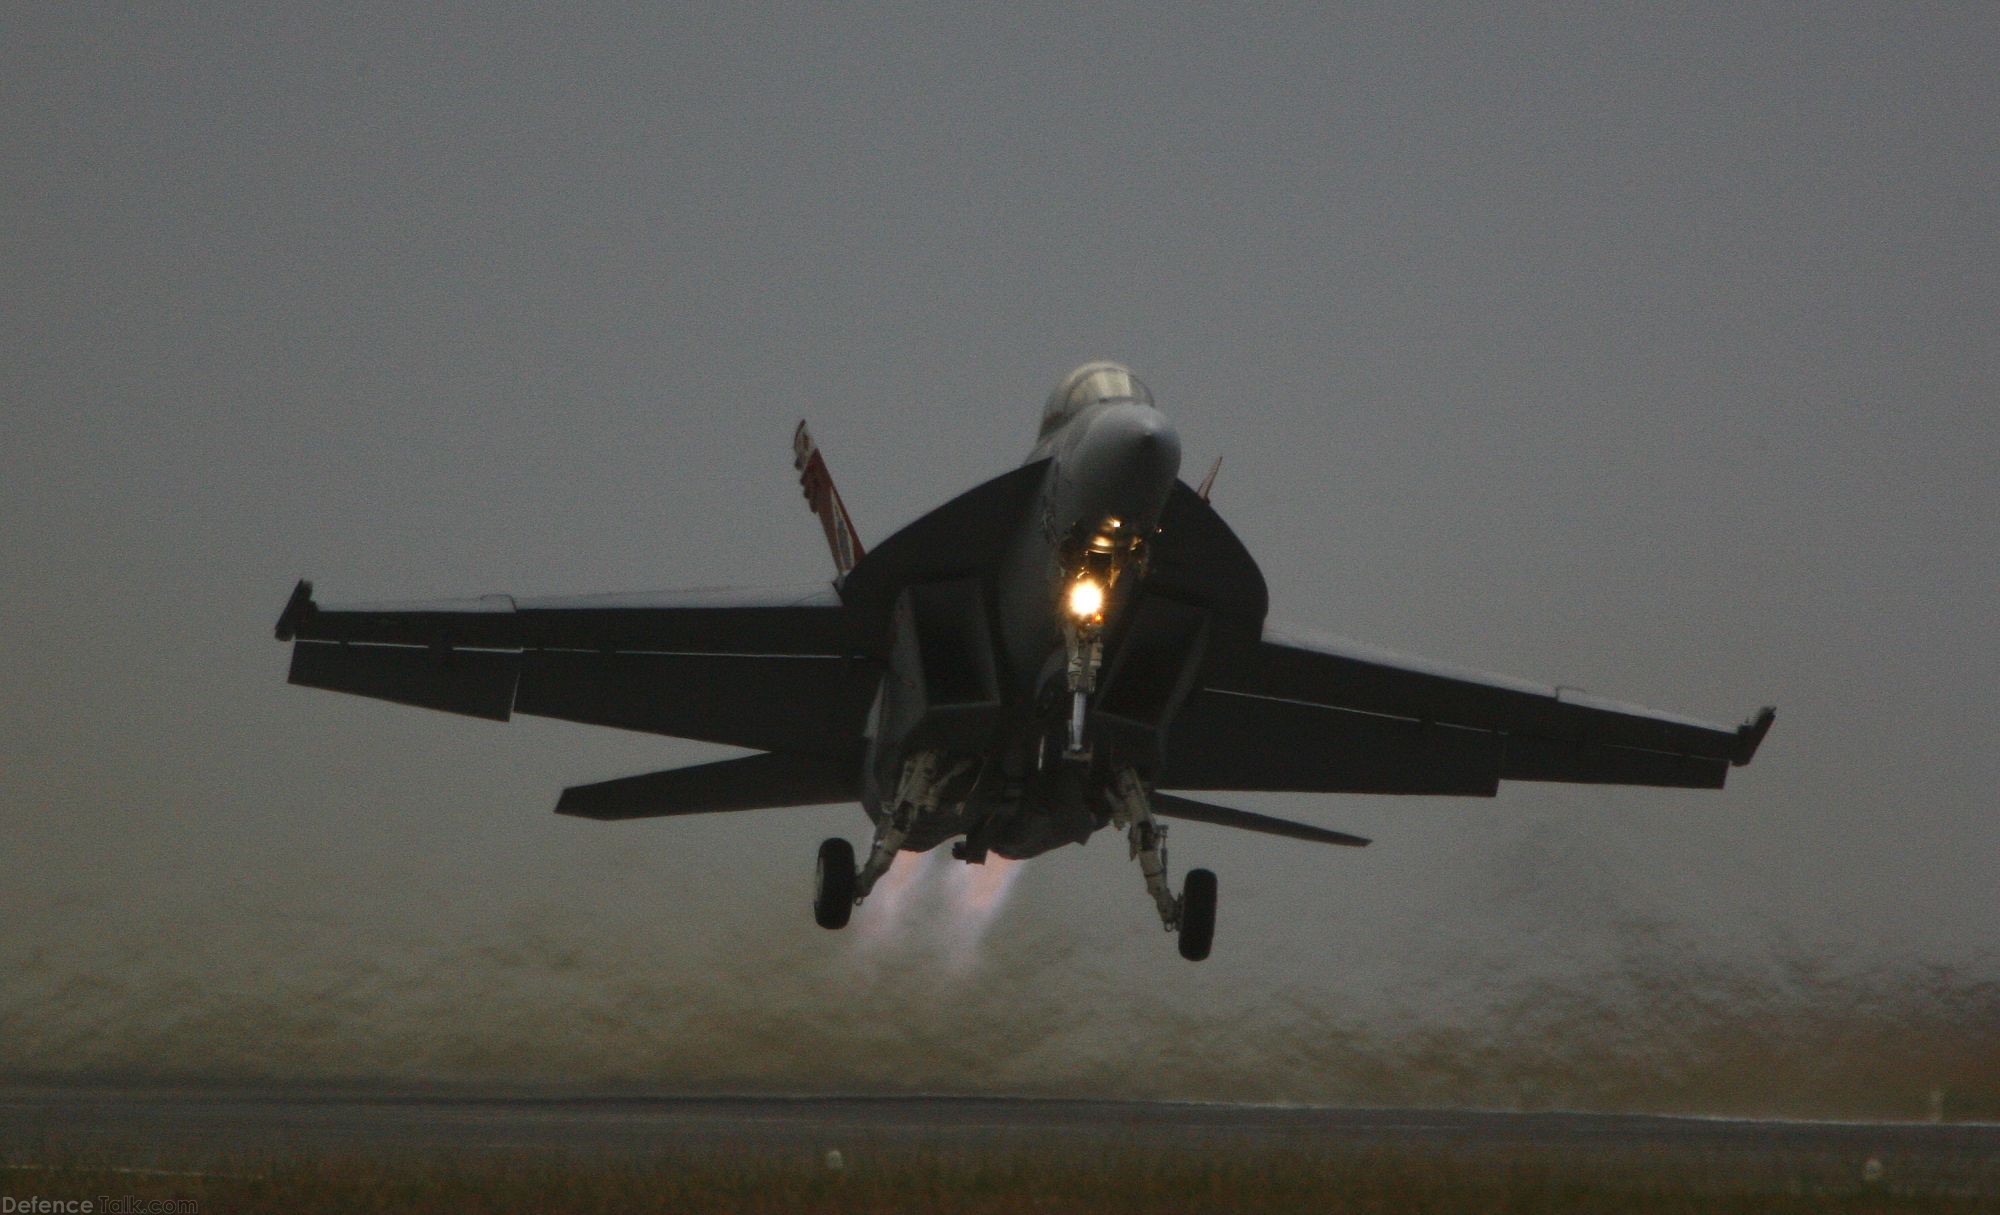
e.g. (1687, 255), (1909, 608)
(952, 855), (1020, 921)
(940, 856), (1022, 967)
(855, 847), (934, 941)
(854, 848), (1022, 970)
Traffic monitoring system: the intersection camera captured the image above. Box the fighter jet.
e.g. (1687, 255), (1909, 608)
(274, 362), (1774, 959)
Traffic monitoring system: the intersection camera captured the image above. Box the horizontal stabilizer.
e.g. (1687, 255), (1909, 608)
(556, 750), (861, 820)
(1152, 792), (1370, 847)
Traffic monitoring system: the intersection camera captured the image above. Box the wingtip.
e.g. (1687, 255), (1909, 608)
(1731, 705), (1777, 767)
(275, 579), (316, 642)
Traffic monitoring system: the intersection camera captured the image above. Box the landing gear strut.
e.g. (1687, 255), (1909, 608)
(815, 749), (968, 929)
(1108, 766), (1219, 960)
(1062, 609), (1103, 757)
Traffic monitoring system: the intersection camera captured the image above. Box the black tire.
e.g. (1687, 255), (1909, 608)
(1178, 868), (1218, 961)
(814, 838), (857, 929)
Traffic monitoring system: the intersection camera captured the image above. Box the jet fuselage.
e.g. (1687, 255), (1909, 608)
(861, 363), (1189, 861)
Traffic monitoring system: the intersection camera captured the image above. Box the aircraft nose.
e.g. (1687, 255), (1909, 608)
(1087, 403), (1182, 483)
(1067, 402), (1182, 529)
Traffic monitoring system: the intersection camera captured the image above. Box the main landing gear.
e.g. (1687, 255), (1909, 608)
(1178, 867), (1217, 962)
(811, 756), (1219, 962)
(814, 748), (966, 931)
(1109, 766), (1218, 961)
(814, 838), (856, 929)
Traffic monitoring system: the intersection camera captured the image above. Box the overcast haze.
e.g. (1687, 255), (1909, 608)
(4, 6), (1995, 1113)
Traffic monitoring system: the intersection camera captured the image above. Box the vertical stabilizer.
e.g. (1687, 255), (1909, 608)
(793, 421), (866, 578)
(1196, 456), (1222, 501)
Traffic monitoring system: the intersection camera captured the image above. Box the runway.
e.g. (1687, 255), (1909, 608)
(4, 1086), (1996, 1174)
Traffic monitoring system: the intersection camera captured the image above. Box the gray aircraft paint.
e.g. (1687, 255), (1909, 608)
(271, 355), (1770, 956)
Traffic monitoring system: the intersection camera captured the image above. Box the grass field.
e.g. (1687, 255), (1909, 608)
(5, 1141), (1994, 1214)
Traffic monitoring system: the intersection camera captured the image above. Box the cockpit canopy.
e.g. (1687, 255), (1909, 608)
(1041, 362), (1154, 438)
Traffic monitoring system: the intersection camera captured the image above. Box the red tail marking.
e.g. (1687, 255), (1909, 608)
(792, 421), (865, 577)
(1196, 456), (1222, 501)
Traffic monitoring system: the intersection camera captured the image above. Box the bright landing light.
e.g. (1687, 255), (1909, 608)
(1067, 578), (1104, 619)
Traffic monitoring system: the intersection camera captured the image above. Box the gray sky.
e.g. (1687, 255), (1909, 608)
(3, 6), (1995, 1107)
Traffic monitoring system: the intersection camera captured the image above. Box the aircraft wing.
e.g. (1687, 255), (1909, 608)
(1163, 623), (1774, 795)
(274, 581), (876, 757)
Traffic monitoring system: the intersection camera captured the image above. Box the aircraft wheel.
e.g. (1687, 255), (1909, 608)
(1177, 868), (1217, 961)
(814, 838), (857, 929)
